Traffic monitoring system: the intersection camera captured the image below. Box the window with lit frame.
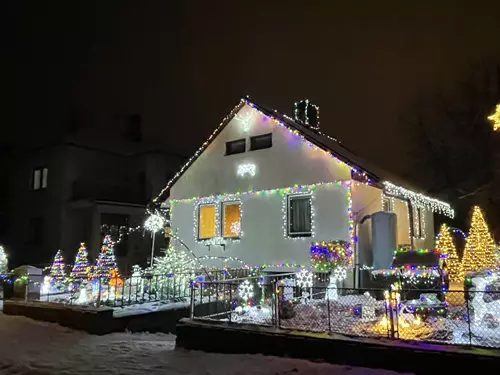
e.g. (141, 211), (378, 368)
(198, 204), (216, 239)
(287, 195), (312, 237)
(222, 202), (241, 238)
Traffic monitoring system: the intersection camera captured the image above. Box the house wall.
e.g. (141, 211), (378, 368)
(170, 104), (352, 201)
(170, 183), (351, 269)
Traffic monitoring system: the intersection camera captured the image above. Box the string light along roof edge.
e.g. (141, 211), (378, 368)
(154, 96), (453, 216)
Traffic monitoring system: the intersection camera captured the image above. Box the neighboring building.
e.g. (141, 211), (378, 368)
(158, 97), (454, 287)
(6, 122), (185, 271)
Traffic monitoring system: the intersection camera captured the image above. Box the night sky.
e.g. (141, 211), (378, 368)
(4, 1), (500, 178)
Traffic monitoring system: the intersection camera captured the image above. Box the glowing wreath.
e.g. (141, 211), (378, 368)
(238, 279), (254, 301)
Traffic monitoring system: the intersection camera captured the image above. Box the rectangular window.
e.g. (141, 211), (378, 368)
(382, 197), (392, 212)
(198, 204), (216, 239)
(250, 133), (272, 151)
(225, 139), (246, 155)
(288, 195), (312, 237)
(222, 202), (241, 237)
(413, 207), (424, 238)
(32, 168), (48, 190)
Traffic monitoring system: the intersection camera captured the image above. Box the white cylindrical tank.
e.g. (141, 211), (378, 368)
(371, 212), (397, 269)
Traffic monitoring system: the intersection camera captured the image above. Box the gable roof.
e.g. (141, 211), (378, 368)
(153, 97), (453, 217)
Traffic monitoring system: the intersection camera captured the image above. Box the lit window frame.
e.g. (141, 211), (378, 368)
(198, 203), (217, 240)
(287, 194), (313, 237)
(221, 201), (242, 238)
(32, 167), (48, 191)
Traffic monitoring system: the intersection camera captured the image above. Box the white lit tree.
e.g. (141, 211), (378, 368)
(93, 235), (119, 281)
(0, 245), (8, 274)
(153, 247), (195, 298)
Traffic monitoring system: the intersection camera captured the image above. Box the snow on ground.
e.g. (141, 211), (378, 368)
(0, 314), (412, 375)
(112, 300), (189, 317)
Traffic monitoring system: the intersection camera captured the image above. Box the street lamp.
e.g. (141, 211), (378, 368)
(144, 214), (165, 267)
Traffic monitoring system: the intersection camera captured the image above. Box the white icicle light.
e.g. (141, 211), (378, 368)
(144, 214), (165, 233)
(238, 279), (254, 301)
(383, 181), (454, 218)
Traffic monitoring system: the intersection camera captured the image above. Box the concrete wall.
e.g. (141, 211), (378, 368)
(170, 104), (352, 201)
(171, 183), (350, 269)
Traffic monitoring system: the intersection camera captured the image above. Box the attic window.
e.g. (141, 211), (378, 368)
(226, 139), (246, 155)
(250, 133), (272, 151)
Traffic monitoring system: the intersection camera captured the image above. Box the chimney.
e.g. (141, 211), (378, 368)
(294, 99), (320, 130)
(125, 114), (143, 142)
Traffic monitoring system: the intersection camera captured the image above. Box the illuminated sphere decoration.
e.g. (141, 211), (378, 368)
(144, 214), (165, 233)
(238, 279), (254, 301)
(296, 269), (313, 289)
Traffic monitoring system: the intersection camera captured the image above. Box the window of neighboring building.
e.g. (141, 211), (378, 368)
(382, 197), (392, 212)
(413, 207), (424, 238)
(250, 133), (272, 151)
(222, 202), (241, 237)
(28, 217), (44, 245)
(33, 168), (48, 190)
(287, 195), (312, 237)
(198, 204), (216, 239)
(225, 139), (246, 155)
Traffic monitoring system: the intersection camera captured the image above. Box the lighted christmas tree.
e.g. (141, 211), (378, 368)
(488, 103), (500, 131)
(49, 250), (66, 281)
(153, 247), (195, 297)
(0, 245), (8, 274)
(436, 224), (463, 282)
(70, 243), (90, 280)
(93, 235), (119, 281)
(462, 206), (497, 274)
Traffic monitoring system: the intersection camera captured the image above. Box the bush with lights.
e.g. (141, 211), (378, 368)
(0, 245), (8, 275)
(462, 206), (497, 275)
(153, 246), (195, 299)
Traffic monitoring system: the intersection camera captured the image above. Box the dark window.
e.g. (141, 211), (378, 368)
(32, 168), (48, 190)
(250, 133), (272, 151)
(28, 217), (44, 245)
(287, 195), (312, 237)
(225, 139), (246, 155)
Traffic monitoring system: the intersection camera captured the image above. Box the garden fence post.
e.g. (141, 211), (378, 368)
(465, 290), (472, 346)
(24, 273), (29, 302)
(96, 278), (101, 307)
(327, 292), (331, 332)
(274, 282), (280, 328)
(190, 284), (195, 319)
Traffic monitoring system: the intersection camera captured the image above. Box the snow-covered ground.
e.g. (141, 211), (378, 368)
(0, 314), (411, 375)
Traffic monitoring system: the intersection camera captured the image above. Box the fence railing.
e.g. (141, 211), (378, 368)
(191, 280), (500, 349)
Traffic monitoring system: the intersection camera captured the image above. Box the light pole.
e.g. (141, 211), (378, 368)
(144, 214), (165, 267)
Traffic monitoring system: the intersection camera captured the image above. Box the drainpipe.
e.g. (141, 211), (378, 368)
(382, 194), (415, 249)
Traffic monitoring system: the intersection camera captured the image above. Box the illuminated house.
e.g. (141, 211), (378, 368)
(157, 98), (454, 286)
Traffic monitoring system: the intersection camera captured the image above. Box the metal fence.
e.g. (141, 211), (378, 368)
(191, 280), (500, 349)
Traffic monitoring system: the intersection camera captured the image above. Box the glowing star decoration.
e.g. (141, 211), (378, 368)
(238, 279), (254, 301)
(230, 221), (241, 235)
(234, 111), (254, 132)
(488, 104), (500, 131)
(144, 214), (165, 233)
(236, 163), (256, 177)
(296, 269), (313, 289)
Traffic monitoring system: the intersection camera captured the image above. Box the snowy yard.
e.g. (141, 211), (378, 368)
(0, 313), (411, 375)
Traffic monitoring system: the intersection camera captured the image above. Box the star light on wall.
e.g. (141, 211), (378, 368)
(234, 111), (254, 132)
(237, 163), (256, 177)
(488, 104), (500, 131)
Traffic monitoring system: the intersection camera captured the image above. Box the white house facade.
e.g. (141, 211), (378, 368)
(158, 98), (454, 283)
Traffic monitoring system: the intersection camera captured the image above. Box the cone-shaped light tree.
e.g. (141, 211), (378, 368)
(70, 243), (90, 280)
(462, 206), (497, 274)
(49, 250), (66, 281)
(0, 245), (8, 274)
(436, 224), (463, 282)
(93, 235), (119, 281)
